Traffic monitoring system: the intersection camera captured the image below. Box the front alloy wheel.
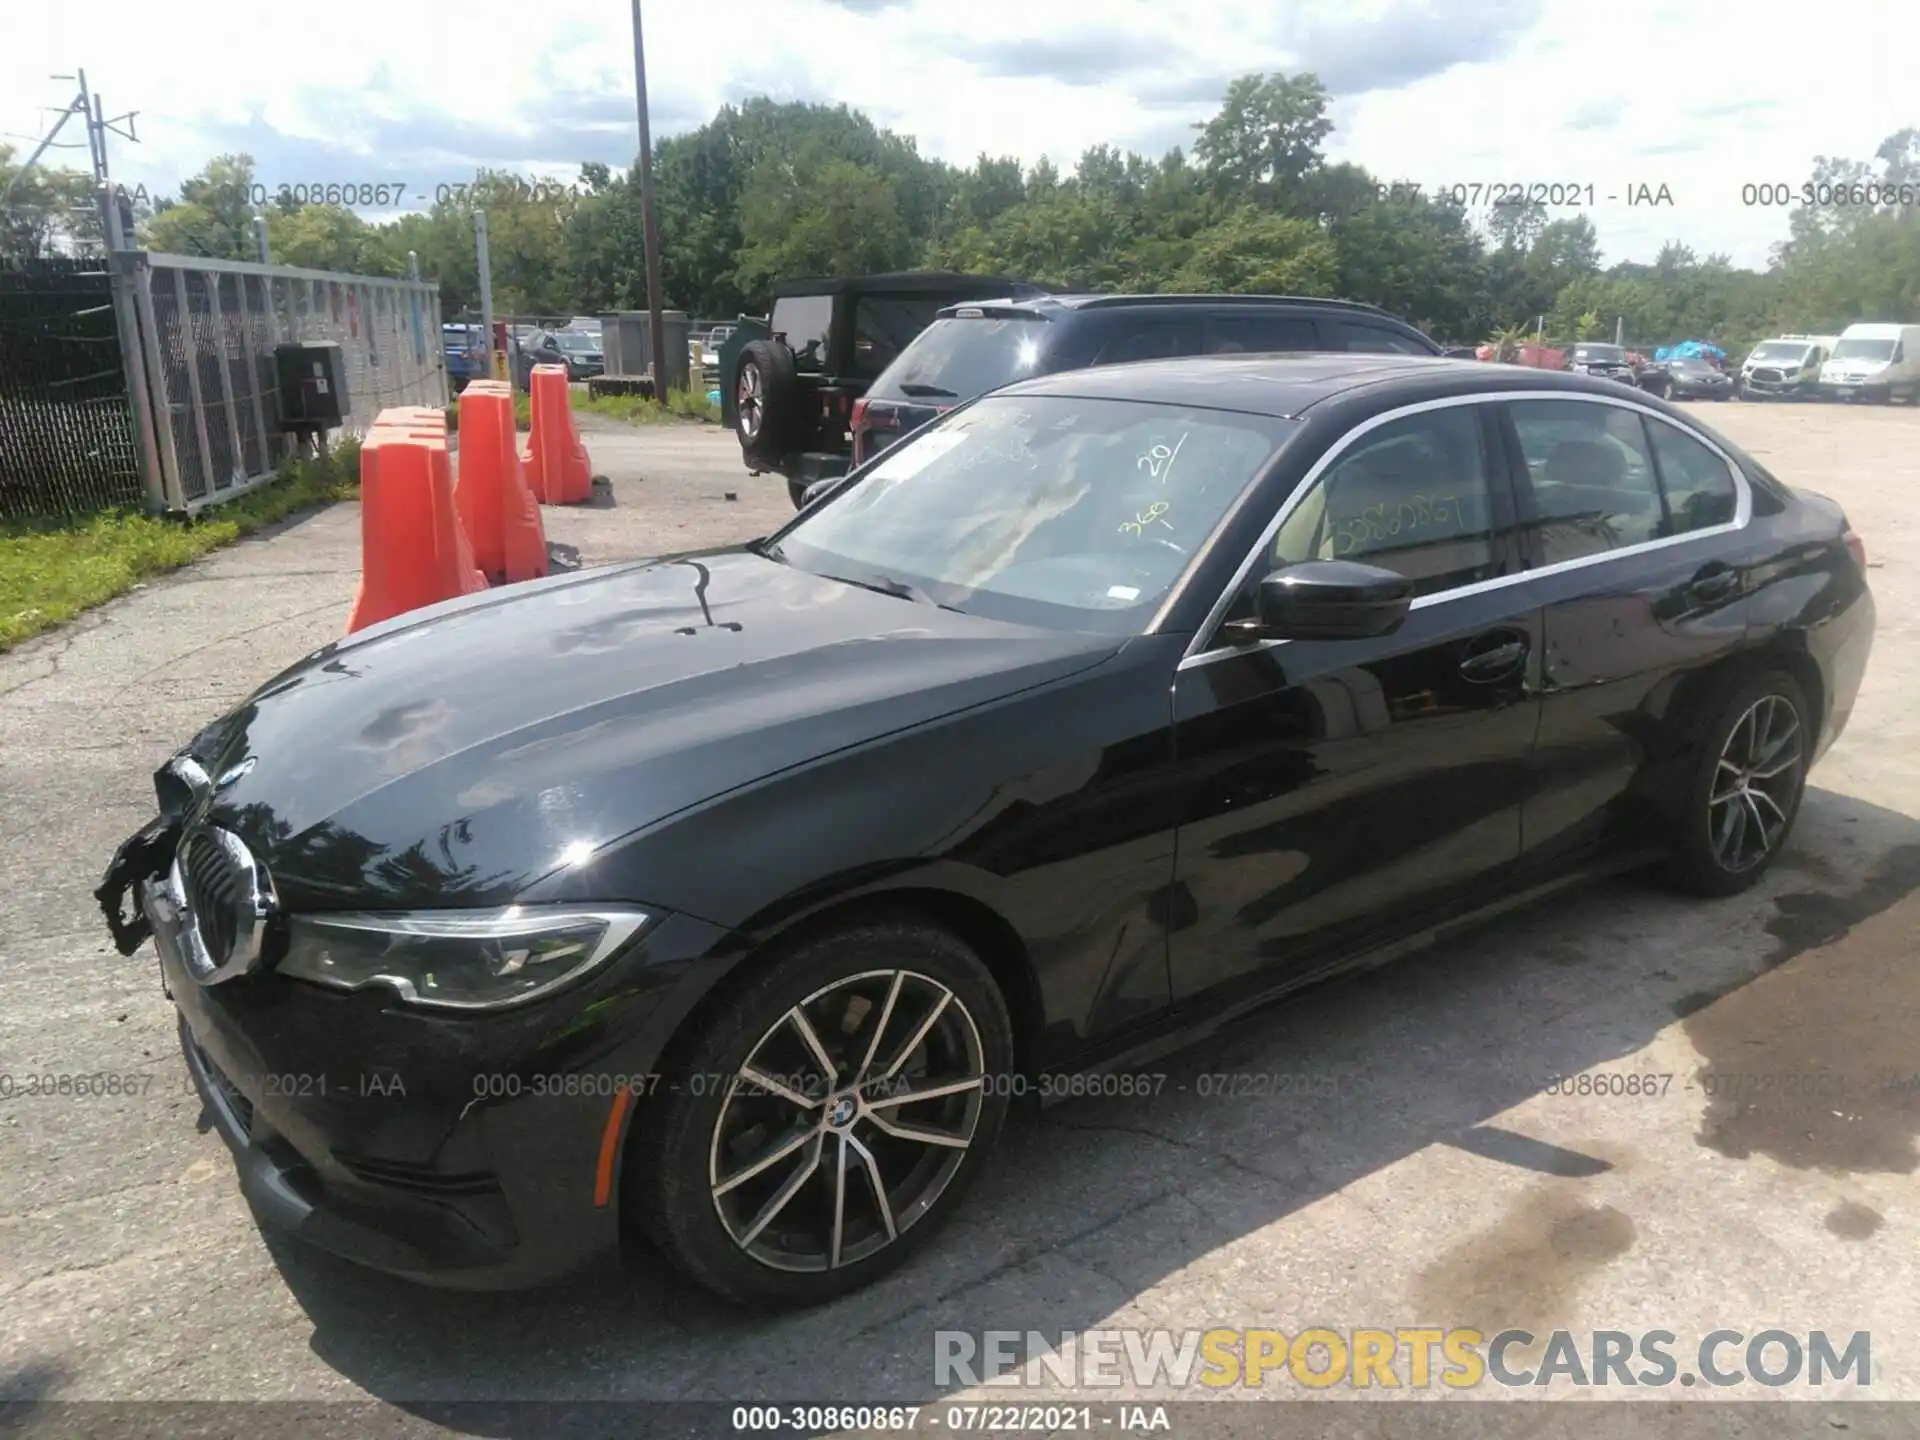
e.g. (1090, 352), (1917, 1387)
(709, 969), (986, 1272)
(628, 918), (1013, 1307)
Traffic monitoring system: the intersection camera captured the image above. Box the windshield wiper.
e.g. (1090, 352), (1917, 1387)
(896, 382), (958, 398)
(822, 571), (965, 612)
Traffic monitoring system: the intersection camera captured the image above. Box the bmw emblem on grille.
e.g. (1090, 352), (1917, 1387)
(162, 759), (276, 985)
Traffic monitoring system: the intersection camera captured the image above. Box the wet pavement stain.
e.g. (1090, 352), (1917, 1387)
(1825, 1200), (1884, 1240)
(1409, 1188), (1636, 1342)
(1684, 844), (1920, 1175)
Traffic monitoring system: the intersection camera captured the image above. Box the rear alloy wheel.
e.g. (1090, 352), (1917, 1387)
(1665, 672), (1810, 896)
(630, 919), (1013, 1307)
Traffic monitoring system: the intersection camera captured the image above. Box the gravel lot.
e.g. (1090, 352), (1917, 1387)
(1, 402), (1915, 1431)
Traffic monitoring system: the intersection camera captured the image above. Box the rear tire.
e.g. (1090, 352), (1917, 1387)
(628, 917), (1014, 1309)
(1662, 670), (1811, 897)
(736, 341), (801, 471)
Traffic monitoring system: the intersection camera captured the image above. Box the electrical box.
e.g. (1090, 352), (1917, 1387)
(274, 342), (350, 428)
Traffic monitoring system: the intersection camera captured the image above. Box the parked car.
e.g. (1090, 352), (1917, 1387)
(441, 324), (486, 392)
(97, 354), (1874, 1308)
(849, 294), (1442, 505)
(1567, 342), (1636, 385)
(729, 272), (1047, 505)
(514, 329), (570, 388)
(1739, 335), (1835, 400)
(1654, 355), (1735, 401)
(1818, 322), (1920, 403)
(553, 329), (605, 382)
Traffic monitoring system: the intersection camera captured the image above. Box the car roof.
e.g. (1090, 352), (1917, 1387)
(935, 292), (1412, 323)
(991, 353), (1651, 418)
(772, 271), (1044, 299)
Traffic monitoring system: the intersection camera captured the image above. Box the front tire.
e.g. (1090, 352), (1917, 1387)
(1663, 671), (1811, 897)
(629, 917), (1014, 1308)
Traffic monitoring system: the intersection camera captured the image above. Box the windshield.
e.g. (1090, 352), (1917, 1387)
(1574, 345), (1626, 362)
(867, 316), (1049, 403)
(1748, 342), (1812, 363)
(771, 395), (1295, 635)
(555, 332), (598, 354)
(1831, 338), (1897, 362)
(1671, 357), (1713, 371)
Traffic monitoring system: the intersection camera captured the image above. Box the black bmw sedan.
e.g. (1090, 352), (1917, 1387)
(99, 353), (1874, 1308)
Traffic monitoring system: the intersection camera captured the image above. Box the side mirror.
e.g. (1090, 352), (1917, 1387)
(1226, 560), (1415, 643)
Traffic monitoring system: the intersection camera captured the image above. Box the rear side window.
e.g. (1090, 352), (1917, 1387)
(868, 316), (1048, 401)
(1091, 320), (1205, 366)
(850, 294), (950, 381)
(1205, 314), (1322, 354)
(1332, 320), (1433, 355)
(1646, 419), (1738, 534)
(1509, 400), (1663, 562)
(772, 295), (834, 373)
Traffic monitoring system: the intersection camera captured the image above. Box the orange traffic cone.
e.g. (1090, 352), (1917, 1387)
(521, 364), (593, 505)
(455, 382), (548, 584)
(346, 410), (487, 634)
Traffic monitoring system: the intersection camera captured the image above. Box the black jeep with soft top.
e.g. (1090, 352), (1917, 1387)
(724, 271), (1044, 507)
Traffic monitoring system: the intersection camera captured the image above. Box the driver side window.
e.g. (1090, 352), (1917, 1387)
(1267, 406), (1498, 598)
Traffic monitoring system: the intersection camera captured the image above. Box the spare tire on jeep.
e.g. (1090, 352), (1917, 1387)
(735, 340), (802, 471)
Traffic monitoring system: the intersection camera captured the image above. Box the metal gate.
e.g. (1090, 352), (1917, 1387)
(124, 252), (446, 511)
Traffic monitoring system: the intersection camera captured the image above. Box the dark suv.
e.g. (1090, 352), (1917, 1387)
(848, 294), (1441, 481)
(728, 272), (1045, 505)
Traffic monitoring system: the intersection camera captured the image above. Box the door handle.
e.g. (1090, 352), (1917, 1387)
(1459, 638), (1528, 683)
(1687, 567), (1740, 604)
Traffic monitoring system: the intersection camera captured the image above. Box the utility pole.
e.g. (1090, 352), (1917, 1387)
(2, 70), (137, 251)
(629, 0), (669, 398)
(475, 209), (504, 382)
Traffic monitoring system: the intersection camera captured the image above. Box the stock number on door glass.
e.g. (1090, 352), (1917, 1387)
(1330, 494), (1463, 556)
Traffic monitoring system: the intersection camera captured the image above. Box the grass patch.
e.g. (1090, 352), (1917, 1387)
(445, 385), (721, 433)
(0, 439), (363, 653)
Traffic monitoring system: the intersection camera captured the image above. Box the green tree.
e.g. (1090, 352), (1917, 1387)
(266, 204), (396, 274)
(142, 154), (262, 258)
(1169, 208), (1336, 294)
(0, 143), (102, 258)
(736, 158), (913, 297)
(1191, 72), (1334, 208)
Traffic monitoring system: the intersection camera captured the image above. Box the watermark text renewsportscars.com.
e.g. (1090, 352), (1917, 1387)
(935, 1327), (1872, 1390)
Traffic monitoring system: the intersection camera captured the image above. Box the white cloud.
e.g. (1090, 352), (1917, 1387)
(5, 0), (1914, 268)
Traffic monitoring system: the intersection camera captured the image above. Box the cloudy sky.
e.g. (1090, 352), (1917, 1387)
(6, 0), (1913, 269)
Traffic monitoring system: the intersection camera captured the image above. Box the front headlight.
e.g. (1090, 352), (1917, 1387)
(279, 906), (651, 1011)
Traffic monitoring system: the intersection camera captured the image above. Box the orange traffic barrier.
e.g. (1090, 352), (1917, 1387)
(455, 381), (548, 584)
(345, 408), (486, 634)
(521, 364), (593, 505)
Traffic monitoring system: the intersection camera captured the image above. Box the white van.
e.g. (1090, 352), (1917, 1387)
(1739, 334), (1836, 399)
(1819, 322), (1920, 402)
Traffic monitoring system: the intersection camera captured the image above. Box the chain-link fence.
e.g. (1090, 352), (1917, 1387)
(0, 255), (145, 519)
(133, 253), (446, 510)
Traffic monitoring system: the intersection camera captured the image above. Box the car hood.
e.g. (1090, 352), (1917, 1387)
(181, 551), (1121, 910)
